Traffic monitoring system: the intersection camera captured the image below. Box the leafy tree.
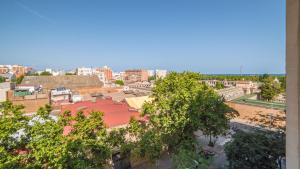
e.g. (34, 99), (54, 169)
(0, 76), (5, 83)
(115, 80), (124, 86)
(260, 77), (281, 101)
(215, 81), (225, 89)
(0, 102), (113, 168)
(190, 89), (238, 146)
(148, 76), (156, 82)
(15, 75), (24, 84)
(225, 109), (285, 169)
(0, 101), (29, 168)
(65, 72), (75, 75)
(40, 71), (52, 76)
(225, 130), (285, 169)
(129, 72), (237, 167)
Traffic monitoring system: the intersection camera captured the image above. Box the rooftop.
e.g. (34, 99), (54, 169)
(61, 98), (141, 128)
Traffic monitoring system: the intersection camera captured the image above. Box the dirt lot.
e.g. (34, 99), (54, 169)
(227, 102), (286, 127)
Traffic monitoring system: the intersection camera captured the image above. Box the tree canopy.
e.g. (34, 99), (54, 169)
(127, 72), (238, 167)
(114, 80), (124, 86)
(0, 102), (120, 169)
(40, 71), (52, 76)
(259, 77), (282, 101)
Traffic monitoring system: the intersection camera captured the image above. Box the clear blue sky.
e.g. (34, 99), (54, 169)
(0, 0), (285, 74)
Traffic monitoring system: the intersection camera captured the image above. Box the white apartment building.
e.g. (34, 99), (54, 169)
(148, 70), (155, 77)
(155, 69), (167, 79)
(76, 67), (93, 76)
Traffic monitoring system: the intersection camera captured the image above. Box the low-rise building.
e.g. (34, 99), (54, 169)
(76, 67), (93, 76)
(125, 69), (148, 83)
(50, 87), (72, 104)
(0, 82), (11, 102)
(155, 69), (167, 79)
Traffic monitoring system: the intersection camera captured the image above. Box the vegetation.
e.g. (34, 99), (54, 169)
(115, 80), (124, 86)
(127, 72), (238, 167)
(40, 71), (52, 76)
(225, 130), (285, 169)
(0, 76), (5, 83)
(215, 81), (225, 89)
(260, 77), (282, 101)
(65, 72), (76, 75)
(148, 76), (155, 81)
(0, 101), (124, 168)
(200, 74), (285, 82)
(225, 109), (286, 169)
(15, 75), (24, 84)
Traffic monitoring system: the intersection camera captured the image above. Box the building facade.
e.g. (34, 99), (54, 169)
(125, 69), (148, 83)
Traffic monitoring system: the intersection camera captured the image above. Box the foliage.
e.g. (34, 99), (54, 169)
(0, 76), (5, 83)
(225, 109), (285, 169)
(115, 80), (124, 86)
(40, 71), (52, 76)
(215, 81), (225, 89)
(172, 148), (211, 169)
(260, 77), (282, 101)
(225, 130), (285, 169)
(200, 74), (285, 82)
(0, 102), (115, 168)
(128, 72), (237, 167)
(15, 75), (24, 84)
(148, 76), (156, 81)
(65, 72), (75, 75)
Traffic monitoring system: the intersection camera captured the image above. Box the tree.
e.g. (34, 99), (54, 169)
(65, 72), (75, 75)
(15, 75), (24, 84)
(0, 101), (29, 168)
(0, 76), (5, 83)
(190, 89), (238, 146)
(215, 81), (225, 89)
(0, 102), (113, 168)
(225, 109), (286, 169)
(40, 71), (52, 76)
(115, 80), (124, 86)
(260, 77), (281, 101)
(225, 130), (285, 169)
(129, 72), (237, 166)
(148, 76), (155, 82)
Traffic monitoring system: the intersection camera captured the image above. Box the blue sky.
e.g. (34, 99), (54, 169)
(0, 0), (285, 73)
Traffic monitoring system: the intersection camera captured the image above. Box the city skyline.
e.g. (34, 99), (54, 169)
(0, 0), (285, 74)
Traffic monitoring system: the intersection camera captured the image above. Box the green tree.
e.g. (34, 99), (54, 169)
(129, 72), (237, 167)
(148, 76), (156, 81)
(115, 80), (124, 86)
(15, 75), (24, 84)
(0, 101), (29, 168)
(215, 81), (225, 89)
(65, 72), (75, 75)
(40, 71), (52, 76)
(190, 90), (238, 146)
(225, 130), (285, 169)
(260, 77), (281, 101)
(0, 102), (113, 168)
(0, 76), (5, 83)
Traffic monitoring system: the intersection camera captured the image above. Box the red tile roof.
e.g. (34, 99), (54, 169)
(61, 98), (141, 128)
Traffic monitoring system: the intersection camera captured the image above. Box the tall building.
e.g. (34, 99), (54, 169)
(11, 65), (28, 78)
(0, 66), (9, 74)
(94, 66), (113, 81)
(125, 69), (148, 83)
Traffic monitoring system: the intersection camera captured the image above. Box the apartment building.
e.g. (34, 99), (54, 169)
(155, 69), (167, 79)
(124, 69), (148, 83)
(76, 67), (93, 76)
